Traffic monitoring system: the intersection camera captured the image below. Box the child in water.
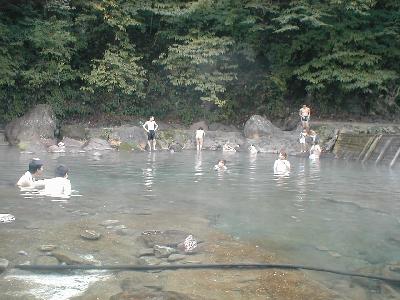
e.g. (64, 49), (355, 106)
(214, 159), (227, 171)
(299, 129), (308, 153)
(309, 141), (322, 160)
(274, 151), (291, 175)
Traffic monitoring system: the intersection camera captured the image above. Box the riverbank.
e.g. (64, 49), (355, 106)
(0, 209), (339, 300)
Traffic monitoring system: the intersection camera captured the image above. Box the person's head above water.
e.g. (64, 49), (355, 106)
(55, 165), (69, 178)
(217, 159), (226, 167)
(28, 158), (43, 174)
(279, 151), (287, 160)
(149, 116), (154, 121)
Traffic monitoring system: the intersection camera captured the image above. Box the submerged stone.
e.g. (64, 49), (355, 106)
(80, 230), (102, 241)
(0, 258), (9, 272)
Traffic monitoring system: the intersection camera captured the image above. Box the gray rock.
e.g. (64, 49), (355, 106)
(113, 225), (127, 230)
(139, 256), (162, 266)
(51, 250), (97, 265)
(138, 230), (191, 248)
(169, 142), (183, 152)
(80, 229), (102, 240)
(0, 258), (9, 272)
(244, 115), (278, 139)
(138, 248), (155, 257)
(34, 255), (59, 265)
(39, 244), (57, 252)
(18, 250), (28, 256)
(167, 254), (186, 262)
(62, 137), (85, 148)
(5, 104), (56, 150)
(60, 124), (88, 140)
(83, 138), (113, 151)
(154, 245), (177, 258)
(280, 112), (300, 131)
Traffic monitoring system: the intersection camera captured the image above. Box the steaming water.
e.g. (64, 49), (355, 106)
(1, 146), (400, 298)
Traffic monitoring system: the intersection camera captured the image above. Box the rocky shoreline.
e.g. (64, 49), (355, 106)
(4, 105), (400, 159)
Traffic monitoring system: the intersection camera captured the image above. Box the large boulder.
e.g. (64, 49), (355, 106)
(83, 138), (113, 151)
(60, 124), (88, 140)
(243, 115), (278, 139)
(5, 104), (56, 151)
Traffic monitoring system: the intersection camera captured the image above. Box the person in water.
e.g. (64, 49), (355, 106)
(17, 158), (45, 188)
(142, 116), (159, 151)
(43, 165), (71, 197)
(195, 127), (205, 151)
(274, 151), (291, 175)
(299, 104), (311, 129)
(309, 141), (322, 160)
(299, 129), (308, 153)
(214, 159), (227, 171)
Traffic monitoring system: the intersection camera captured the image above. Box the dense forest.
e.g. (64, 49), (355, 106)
(0, 0), (399, 125)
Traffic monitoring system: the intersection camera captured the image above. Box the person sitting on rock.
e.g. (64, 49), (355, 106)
(214, 159), (227, 171)
(17, 158), (45, 188)
(273, 151), (291, 175)
(42, 165), (71, 197)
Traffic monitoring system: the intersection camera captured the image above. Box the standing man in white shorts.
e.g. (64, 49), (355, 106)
(143, 116), (159, 151)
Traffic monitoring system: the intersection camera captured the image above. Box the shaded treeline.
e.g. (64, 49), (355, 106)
(0, 0), (399, 124)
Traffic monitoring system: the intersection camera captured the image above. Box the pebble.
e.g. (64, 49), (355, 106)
(18, 250), (28, 256)
(139, 248), (155, 257)
(328, 251), (341, 258)
(80, 230), (102, 240)
(39, 245), (57, 252)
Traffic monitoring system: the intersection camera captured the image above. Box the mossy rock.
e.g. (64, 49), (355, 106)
(118, 142), (133, 151)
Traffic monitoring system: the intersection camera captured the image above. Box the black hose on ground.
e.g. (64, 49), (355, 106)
(11, 263), (400, 284)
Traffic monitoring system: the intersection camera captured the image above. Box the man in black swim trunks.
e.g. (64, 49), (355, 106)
(143, 116), (159, 151)
(299, 104), (310, 129)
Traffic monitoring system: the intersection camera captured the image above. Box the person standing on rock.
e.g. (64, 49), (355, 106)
(17, 158), (45, 188)
(195, 127), (205, 151)
(143, 116), (158, 151)
(299, 104), (311, 129)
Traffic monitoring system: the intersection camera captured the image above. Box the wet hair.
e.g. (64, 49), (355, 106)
(28, 158), (43, 174)
(55, 165), (69, 178)
(218, 159), (226, 165)
(198, 127), (203, 130)
(279, 152), (287, 159)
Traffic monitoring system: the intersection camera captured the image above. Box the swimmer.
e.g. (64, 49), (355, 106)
(249, 144), (258, 154)
(43, 164), (71, 197)
(214, 159), (227, 171)
(143, 116), (159, 151)
(273, 151), (291, 175)
(309, 141), (322, 160)
(195, 127), (205, 151)
(299, 104), (310, 129)
(17, 158), (45, 188)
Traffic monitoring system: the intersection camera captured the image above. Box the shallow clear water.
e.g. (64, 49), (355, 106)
(1, 146), (400, 291)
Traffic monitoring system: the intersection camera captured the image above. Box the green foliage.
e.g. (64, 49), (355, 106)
(83, 44), (147, 97)
(0, 0), (399, 123)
